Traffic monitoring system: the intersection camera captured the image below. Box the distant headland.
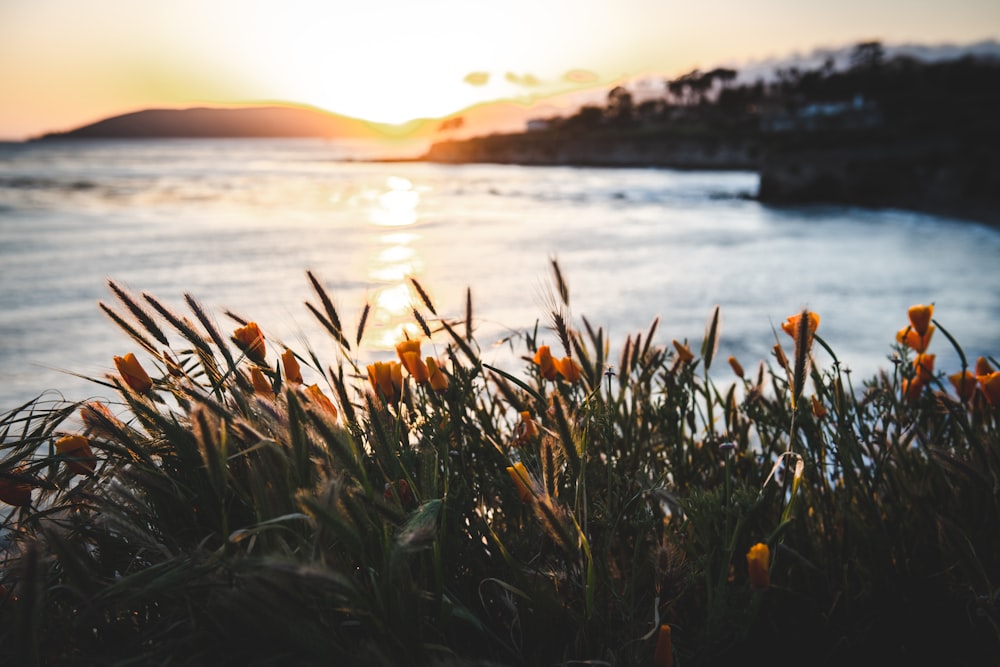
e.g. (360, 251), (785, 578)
(31, 106), (398, 141)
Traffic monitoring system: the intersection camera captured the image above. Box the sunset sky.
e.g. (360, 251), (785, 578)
(1, 0), (998, 140)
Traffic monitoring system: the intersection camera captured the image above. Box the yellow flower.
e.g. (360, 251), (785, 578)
(672, 340), (694, 364)
(980, 371), (1000, 407)
(728, 355), (745, 378)
(907, 303), (934, 337)
(233, 322), (267, 364)
(653, 624), (673, 667)
(533, 345), (559, 381)
(367, 361), (403, 404)
(506, 461), (534, 503)
(113, 352), (153, 394)
(281, 349), (303, 384)
(949, 370), (978, 402)
(55, 435), (96, 476)
(304, 384), (338, 419)
(556, 356), (582, 383)
(746, 542), (770, 591)
(250, 367), (274, 399)
(426, 357), (449, 392)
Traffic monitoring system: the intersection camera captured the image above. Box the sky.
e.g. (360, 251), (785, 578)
(1, 0), (999, 141)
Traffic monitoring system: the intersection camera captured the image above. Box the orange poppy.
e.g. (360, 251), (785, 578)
(513, 411), (538, 447)
(811, 395), (828, 419)
(533, 345), (559, 381)
(506, 461), (534, 503)
(976, 356), (995, 378)
(980, 372), (1000, 406)
(896, 325), (935, 353)
(907, 303), (934, 336)
(113, 352), (153, 394)
(304, 384), (338, 419)
(250, 367), (274, 399)
(367, 361), (403, 403)
(913, 354), (936, 384)
(0, 472), (32, 507)
(233, 322), (267, 364)
(949, 370), (978, 402)
(781, 311), (820, 340)
(653, 624), (673, 667)
(55, 435), (96, 476)
(672, 340), (694, 363)
(426, 357), (449, 392)
(281, 349), (303, 384)
(556, 356), (582, 383)
(746, 542), (770, 591)
(902, 377), (926, 403)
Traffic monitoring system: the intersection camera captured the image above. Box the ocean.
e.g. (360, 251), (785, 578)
(1, 138), (998, 411)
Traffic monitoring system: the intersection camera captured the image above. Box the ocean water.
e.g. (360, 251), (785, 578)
(2, 138), (999, 411)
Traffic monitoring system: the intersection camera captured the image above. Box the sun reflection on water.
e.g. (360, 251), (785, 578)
(365, 176), (425, 349)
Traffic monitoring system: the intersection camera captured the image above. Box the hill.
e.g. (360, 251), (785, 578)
(32, 105), (395, 141)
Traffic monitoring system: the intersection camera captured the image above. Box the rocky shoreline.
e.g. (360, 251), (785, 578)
(420, 131), (1000, 227)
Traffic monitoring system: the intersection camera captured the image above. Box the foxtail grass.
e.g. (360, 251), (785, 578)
(1, 268), (998, 666)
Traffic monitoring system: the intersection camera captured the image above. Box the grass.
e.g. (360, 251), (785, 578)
(1, 263), (999, 666)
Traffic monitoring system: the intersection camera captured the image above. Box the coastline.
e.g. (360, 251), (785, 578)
(403, 131), (1000, 229)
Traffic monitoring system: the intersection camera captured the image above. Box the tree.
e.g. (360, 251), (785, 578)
(605, 86), (634, 125)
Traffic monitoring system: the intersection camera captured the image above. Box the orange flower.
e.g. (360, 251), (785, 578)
(902, 378), (926, 403)
(653, 624), (674, 667)
(976, 356), (995, 378)
(233, 322), (267, 364)
(55, 435), (96, 476)
(304, 384), (338, 419)
(367, 361), (403, 403)
(513, 411), (538, 447)
(980, 372), (1000, 406)
(728, 355), (745, 378)
(896, 325), (935, 353)
(913, 354), (936, 384)
(506, 461), (534, 503)
(395, 339), (421, 361)
(907, 303), (934, 337)
(281, 349), (303, 384)
(781, 311), (820, 340)
(0, 472), (32, 507)
(746, 542), (770, 591)
(949, 370), (978, 402)
(113, 352), (153, 394)
(556, 356), (582, 383)
(811, 395), (828, 419)
(533, 345), (559, 381)
(250, 367), (274, 399)
(80, 401), (126, 440)
(672, 340), (694, 364)
(426, 357), (449, 392)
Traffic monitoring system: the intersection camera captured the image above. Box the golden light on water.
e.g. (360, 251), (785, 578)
(365, 176), (425, 349)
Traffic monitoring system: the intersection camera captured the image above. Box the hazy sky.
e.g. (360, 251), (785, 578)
(1, 0), (998, 140)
